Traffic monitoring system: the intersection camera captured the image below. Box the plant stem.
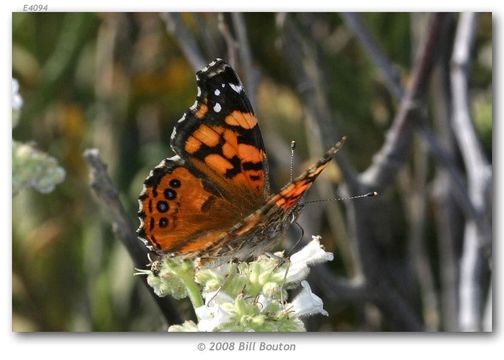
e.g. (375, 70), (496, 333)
(175, 269), (204, 309)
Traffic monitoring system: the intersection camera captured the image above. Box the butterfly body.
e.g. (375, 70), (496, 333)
(137, 59), (345, 264)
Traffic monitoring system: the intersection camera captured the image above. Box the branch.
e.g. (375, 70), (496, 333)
(278, 14), (363, 278)
(430, 64), (462, 331)
(341, 13), (405, 99)
(160, 13), (206, 71)
(83, 148), (182, 326)
(451, 13), (491, 209)
(347, 11), (491, 332)
(359, 13), (449, 191)
(277, 13), (359, 189)
(400, 137), (440, 330)
(345, 13), (478, 221)
(450, 12), (492, 332)
(217, 13), (238, 68)
(194, 14), (219, 60)
(349, 14), (452, 331)
(279, 13), (430, 330)
(231, 13), (260, 108)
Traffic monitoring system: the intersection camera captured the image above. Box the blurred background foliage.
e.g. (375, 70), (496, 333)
(12, 12), (492, 331)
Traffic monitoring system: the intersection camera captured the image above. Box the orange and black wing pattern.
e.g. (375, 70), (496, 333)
(170, 59), (270, 208)
(207, 138), (347, 259)
(137, 156), (238, 254)
(269, 137), (346, 211)
(137, 59), (270, 255)
(138, 57), (346, 260)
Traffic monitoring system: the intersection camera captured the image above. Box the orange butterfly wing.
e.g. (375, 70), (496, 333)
(171, 59), (270, 204)
(198, 139), (347, 260)
(137, 156), (239, 254)
(137, 58), (346, 260)
(138, 59), (270, 256)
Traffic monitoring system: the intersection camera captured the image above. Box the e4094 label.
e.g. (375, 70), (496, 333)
(23, 4), (48, 11)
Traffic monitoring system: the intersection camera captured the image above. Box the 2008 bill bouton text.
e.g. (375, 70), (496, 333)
(203, 342), (296, 351)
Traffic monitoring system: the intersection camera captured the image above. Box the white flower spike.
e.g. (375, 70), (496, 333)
(146, 235), (334, 331)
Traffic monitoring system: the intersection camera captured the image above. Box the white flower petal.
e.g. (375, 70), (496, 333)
(204, 290), (234, 306)
(283, 262), (310, 284)
(290, 280), (328, 317)
(283, 236), (334, 283)
(195, 304), (232, 331)
(12, 78), (23, 111)
(195, 291), (235, 331)
(290, 236), (334, 266)
(256, 294), (272, 313)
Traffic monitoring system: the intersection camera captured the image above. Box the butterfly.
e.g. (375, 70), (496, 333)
(137, 58), (345, 264)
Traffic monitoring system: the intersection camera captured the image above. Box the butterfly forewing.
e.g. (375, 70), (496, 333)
(170, 59), (270, 207)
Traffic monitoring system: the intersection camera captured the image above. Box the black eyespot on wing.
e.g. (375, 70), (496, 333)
(157, 201), (169, 213)
(170, 179), (181, 188)
(164, 189), (177, 200)
(159, 218), (169, 228)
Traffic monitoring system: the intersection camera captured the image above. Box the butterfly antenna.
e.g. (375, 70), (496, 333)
(303, 191), (378, 205)
(290, 140), (296, 183)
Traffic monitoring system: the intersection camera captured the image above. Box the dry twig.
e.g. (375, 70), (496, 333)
(450, 12), (492, 331)
(160, 13), (206, 71)
(278, 13), (451, 330)
(83, 148), (182, 326)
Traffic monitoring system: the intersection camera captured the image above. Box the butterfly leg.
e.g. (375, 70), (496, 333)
(263, 251), (291, 309)
(146, 252), (162, 276)
(287, 218), (305, 257)
(205, 262), (236, 305)
(278, 257), (292, 309)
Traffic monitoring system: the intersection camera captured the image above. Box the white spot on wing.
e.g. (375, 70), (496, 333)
(214, 103), (222, 113)
(167, 155), (181, 162)
(222, 84), (225, 88)
(197, 86), (201, 97)
(230, 83), (242, 93)
(177, 113), (186, 123)
(214, 89), (221, 96)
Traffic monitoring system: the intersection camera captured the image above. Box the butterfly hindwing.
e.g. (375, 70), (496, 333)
(137, 156), (238, 255)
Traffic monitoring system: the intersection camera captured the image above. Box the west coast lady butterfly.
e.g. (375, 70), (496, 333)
(137, 59), (345, 264)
